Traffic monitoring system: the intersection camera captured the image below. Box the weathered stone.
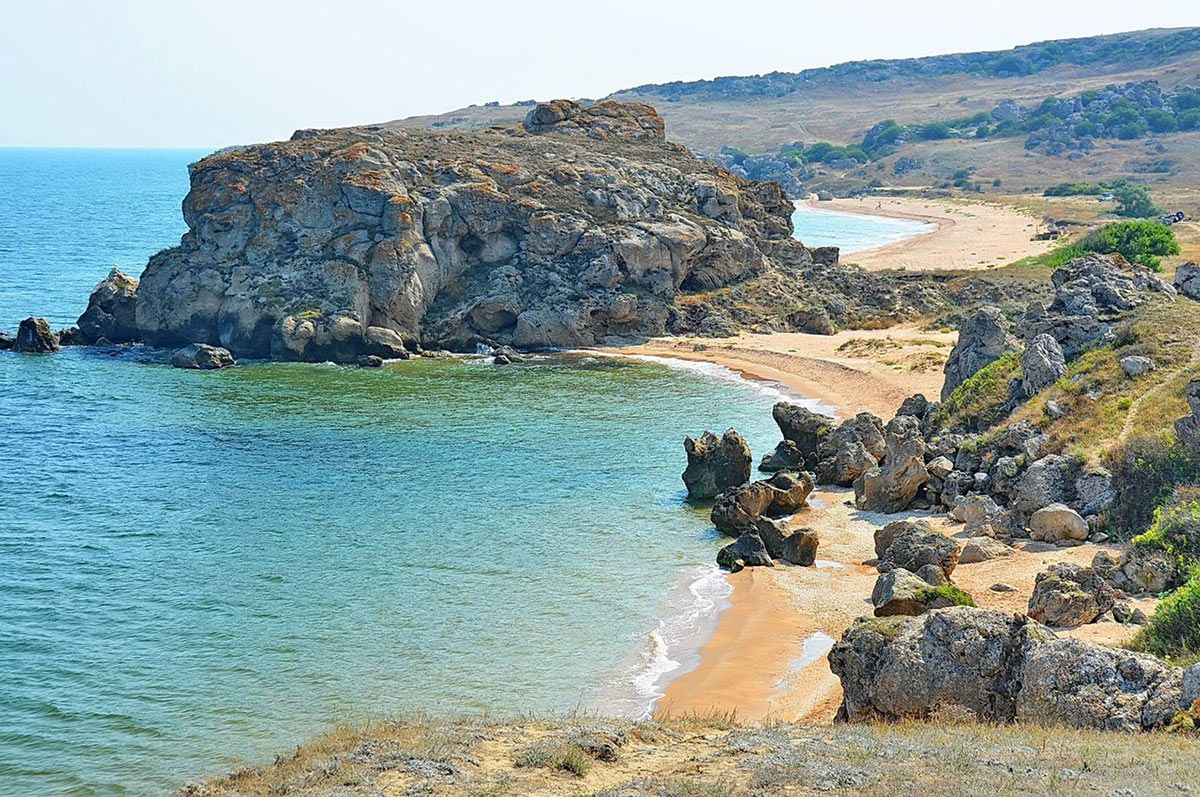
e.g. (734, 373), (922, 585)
(815, 413), (885, 486)
(854, 416), (929, 514)
(941, 307), (1018, 401)
(1044, 400), (1068, 420)
(830, 607), (1189, 731)
(754, 518), (820, 566)
(1027, 563), (1114, 628)
(682, 429), (752, 500)
(1012, 455), (1079, 518)
(0, 333), (13, 350)
(1120, 355), (1156, 378)
(364, 326), (412, 359)
(524, 99), (665, 141)
(916, 563), (948, 586)
(871, 568), (953, 617)
(14, 317), (60, 353)
(1093, 549), (1178, 595)
(990, 582), (1016, 592)
(1019, 334), (1065, 397)
(953, 494), (1005, 537)
(1029, 503), (1089, 543)
(169, 343), (235, 370)
(959, 536), (1015, 564)
(878, 527), (960, 579)
(355, 354), (384, 367)
(873, 519), (931, 559)
(76, 267), (140, 343)
(1174, 262), (1200, 300)
(710, 471), (813, 535)
(771, 402), (836, 468)
(716, 532), (773, 572)
(758, 440), (802, 473)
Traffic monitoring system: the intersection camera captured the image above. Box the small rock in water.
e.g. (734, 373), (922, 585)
(170, 343), (235, 370)
(356, 354), (384, 368)
(15, 317), (61, 353)
(0, 332), (14, 350)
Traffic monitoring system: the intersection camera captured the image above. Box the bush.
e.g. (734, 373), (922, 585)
(1133, 486), (1200, 579)
(1104, 436), (1200, 537)
(915, 585), (976, 607)
(1110, 182), (1160, 219)
(1081, 220), (1179, 268)
(1131, 571), (1200, 659)
(932, 353), (1020, 433)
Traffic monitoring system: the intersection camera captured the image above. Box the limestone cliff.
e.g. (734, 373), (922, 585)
(134, 101), (934, 361)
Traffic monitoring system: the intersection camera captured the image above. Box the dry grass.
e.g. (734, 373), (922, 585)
(179, 714), (1200, 796)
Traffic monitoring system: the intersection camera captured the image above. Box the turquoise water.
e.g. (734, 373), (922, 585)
(790, 200), (934, 254)
(0, 150), (845, 794)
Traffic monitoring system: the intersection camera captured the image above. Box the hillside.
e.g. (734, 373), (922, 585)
(392, 27), (1200, 196)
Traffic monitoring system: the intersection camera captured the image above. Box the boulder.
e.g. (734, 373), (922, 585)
(1017, 639), (1186, 731)
(14, 317), (60, 353)
(682, 429), (752, 500)
(952, 494), (1006, 537)
(916, 563), (948, 586)
(1175, 262), (1200, 300)
(1120, 355), (1156, 378)
(524, 99), (665, 141)
(364, 326), (412, 359)
(927, 456), (954, 480)
(1027, 563), (1114, 628)
(716, 532), (773, 572)
(815, 413), (885, 486)
(1029, 503), (1089, 543)
(1012, 455), (1079, 518)
(871, 569), (966, 617)
(873, 518), (931, 559)
(829, 608), (1054, 723)
(758, 440), (803, 473)
(1074, 468), (1115, 517)
(170, 343), (235, 370)
(959, 536), (1015, 564)
(854, 416), (929, 514)
(0, 333), (13, 350)
(877, 527), (960, 580)
(1174, 379), (1200, 450)
(771, 402), (836, 468)
(76, 267), (140, 343)
(355, 354), (384, 367)
(710, 471), (813, 535)
(941, 307), (1018, 401)
(1093, 549), (1178, 595)
(755, 518), (820, 566)
(1019, 334), (1065, 397)
(831, 607), (1191, 730)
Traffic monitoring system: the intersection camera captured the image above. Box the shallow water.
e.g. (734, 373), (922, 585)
(791, 200), (934, 253)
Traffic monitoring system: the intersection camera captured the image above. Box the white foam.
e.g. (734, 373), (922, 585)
(583, 350), (838, 416)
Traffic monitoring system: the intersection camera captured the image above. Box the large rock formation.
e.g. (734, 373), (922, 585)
(814, 412), (885, 486)
(941, 307), (1017, 401)
(853, 416), (929, 513)
(770, 403), (836, 471)
(829, 607), (1195, 731)
(15, 317), (60, 353)
(123, 103), (943, 361)
(681, 429), (752, 499)
(76, 267), (140, 344)
(711, 471), (813, 534)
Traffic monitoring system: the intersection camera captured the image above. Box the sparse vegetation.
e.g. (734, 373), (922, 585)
(1133, 486), (1200, 579)
(1131, 570), (1200, 659)
(1106, 438), (1200, 537)
(915, 585), (976, 607)
(932, 352), (1020, 432)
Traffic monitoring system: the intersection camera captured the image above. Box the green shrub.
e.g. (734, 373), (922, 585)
(1131, 571), (1200, 659)
(932, 353), (1020, 433)
(1110, 182), (1160, 219)
(1104, 436), (1200, 537)
(1133, 486), (1200, 579)
(1080, 221), (1179, 268)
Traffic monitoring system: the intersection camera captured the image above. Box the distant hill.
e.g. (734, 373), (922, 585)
(391, 27), (1200, 195)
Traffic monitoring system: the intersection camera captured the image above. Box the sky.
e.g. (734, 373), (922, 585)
(2, 0), (1199, 148)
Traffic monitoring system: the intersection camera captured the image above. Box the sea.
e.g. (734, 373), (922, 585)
(0, 148), (925, 794)
(790, 199), (934, 253)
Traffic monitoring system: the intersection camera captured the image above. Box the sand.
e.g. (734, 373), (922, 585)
(807, 196), (1055, 272)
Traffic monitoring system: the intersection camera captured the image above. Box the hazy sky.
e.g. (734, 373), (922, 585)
(2, 0), (1199, 148)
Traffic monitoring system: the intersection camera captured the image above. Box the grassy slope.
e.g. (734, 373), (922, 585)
(183, 714), (1200, 796)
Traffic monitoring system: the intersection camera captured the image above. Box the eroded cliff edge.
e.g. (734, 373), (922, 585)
(132, 101), (937, 361)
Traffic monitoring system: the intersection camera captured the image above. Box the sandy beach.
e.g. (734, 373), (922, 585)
(808, 196), (1055, 272)
(634, 200), (1151, 724)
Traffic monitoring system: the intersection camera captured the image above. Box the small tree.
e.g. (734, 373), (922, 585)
(1110, 181), (1160, 218)
(1083, 220), (1180, 269)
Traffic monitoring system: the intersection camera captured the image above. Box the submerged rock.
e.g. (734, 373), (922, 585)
(170, 343), (235, 370)
(682, 429), (752, 500)
(15, 317), (60, 353)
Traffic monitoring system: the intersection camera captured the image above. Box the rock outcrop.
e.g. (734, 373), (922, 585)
(941, 307), (1017, 401)
(770, 403), (836, 471)
(682, 429), (752, 499)
(523, 99), (665, 141)
(829, 607), (1193, 731)
(15, 317), (60, 353)
(1174, 261), (1199, 301)
(1018, 333), (1065, 397)
(876, 525), (960, 580)
(854, 416), (929, 513)
(1017, 253), (1175, 359)
(76, 267), (140, 344)
(814, 412), (885, 486)
(123, 103), (943, 362)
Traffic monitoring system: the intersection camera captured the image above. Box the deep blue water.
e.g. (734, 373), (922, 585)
(0, 149), (861, 794)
